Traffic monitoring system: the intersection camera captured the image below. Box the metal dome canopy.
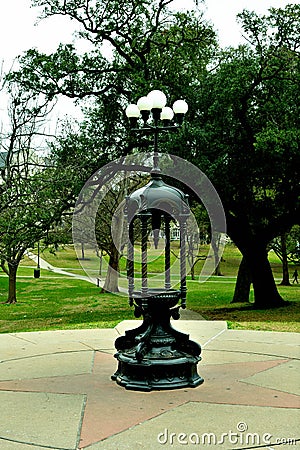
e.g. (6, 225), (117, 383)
(126, 172), (189, 220)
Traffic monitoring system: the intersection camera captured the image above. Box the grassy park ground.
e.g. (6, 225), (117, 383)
(0, 244), (299, 334)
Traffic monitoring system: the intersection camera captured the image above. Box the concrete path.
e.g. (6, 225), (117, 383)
(0, 320), (299, 449)
(25, 251), (97, 285)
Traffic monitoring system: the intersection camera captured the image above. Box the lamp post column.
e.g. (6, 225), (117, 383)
(127, 220), (135, 304)
(179, 217), (187, 309)
(141, 215), (149, 295)
(165, 215), (171, 290)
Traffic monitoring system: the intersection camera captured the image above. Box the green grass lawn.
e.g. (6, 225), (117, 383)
(0, 272), (132, 333)
(186, 280), (300, 332)
(0, 243), (299, 333)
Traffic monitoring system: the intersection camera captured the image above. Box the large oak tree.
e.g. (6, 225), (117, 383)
(176, 5), (300, 307)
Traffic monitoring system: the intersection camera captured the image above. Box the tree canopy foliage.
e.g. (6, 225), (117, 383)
(2, 1), (300, 308)
(167, 4), (300, 306)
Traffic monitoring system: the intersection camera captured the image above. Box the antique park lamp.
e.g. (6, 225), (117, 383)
(111, 90), (203, 391)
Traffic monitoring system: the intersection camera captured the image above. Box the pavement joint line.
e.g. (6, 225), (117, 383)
(239, 379), (297, 400)
(90, 350), (96, 372)
(204, 348), (300, 361)
(76, 394), (88, 450)
(228, 438), (300, 449)
(9, 334), (38, 344)
(95, 348), (115, 353)
(78, 342), (114, 352)
(78, 342), (100, 351)
(202, 327), (227, 348)
(0, 435), (74, 450)
(0, 349), (94, 364)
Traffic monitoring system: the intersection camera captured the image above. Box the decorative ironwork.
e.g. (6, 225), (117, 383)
(112, 89), (203, 391)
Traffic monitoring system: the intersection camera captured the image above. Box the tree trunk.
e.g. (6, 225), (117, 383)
(214, 261), (222, 276)
(6, 264), (18, 304)
(99, 250), (103, 276)
(188, 248), (196, 280)
(246, 244), (286, 309)
(102, 245), (119, 293)
(279, 233), (290, 286)
(211, 234), (222, 276)
(190, 263), (195, 280)
(231, 256), (251, 303)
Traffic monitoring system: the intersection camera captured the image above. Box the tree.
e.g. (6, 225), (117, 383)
(185, 204), (210, 280)
(9, 1), (216, 167)
(10, 1), (214, 99)
(94, 178), (129, 293)
(10, 1), (300, 310)
(270, 225), (300, 285)
(175, 4), (300, 308)
(0, 82), (75, 303)
(10, 0), (216, 290)
(231, 256), (252, 303)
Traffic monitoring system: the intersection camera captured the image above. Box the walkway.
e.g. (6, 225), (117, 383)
(25, 251), (97, 285)
(0, 320), (299, 449)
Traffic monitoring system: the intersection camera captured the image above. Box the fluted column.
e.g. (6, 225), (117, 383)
(179, 218), (187, 308)
(164, 215), (171, 290)
(141, 215), (148, 295)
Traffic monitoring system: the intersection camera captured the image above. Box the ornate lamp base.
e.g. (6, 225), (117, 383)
(111, 290), (204, 391)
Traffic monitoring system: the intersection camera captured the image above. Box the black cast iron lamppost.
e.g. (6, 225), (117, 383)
(111, 90), (203, 391)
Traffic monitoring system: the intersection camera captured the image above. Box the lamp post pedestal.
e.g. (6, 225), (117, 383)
(112, 289), (203, 391)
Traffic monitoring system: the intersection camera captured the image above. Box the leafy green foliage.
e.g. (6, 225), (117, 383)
(169, 5), (300, 307)
(4, 1), (300, 308)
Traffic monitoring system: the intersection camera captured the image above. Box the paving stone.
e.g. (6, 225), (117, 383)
(9, 328), (118, 345)
(0, 329), (118, 361)
(205, 330), (300, 359)
(0, 343), (92, 362)
(0, 350), (94, 381)
(219, 329), (300, 345)
(86, 402), (300, 449)
(242, 359), (300, 396)
(0, 391), (84, 449)
(202, 349), (282, 365)
(0, 333), (90, 361)
(0, 325), (298, 450)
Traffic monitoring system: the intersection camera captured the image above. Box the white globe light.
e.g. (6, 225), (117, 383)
(160, 106), (174, 121)
(173, 99), (188, 114)
(147, 90), (167, 109)
(125, 104), (140, 118)
(137, 96), (153, 111)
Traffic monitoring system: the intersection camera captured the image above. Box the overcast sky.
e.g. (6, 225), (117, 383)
(0, 0), (298, 64)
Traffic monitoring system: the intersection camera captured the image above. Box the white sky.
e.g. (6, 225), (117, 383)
(0, 0), (297, 121)
(0, 0), (298, 63)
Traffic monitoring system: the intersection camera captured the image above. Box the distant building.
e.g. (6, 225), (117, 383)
(170, 223), (180, 241)
(0, 151), (7, 168)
